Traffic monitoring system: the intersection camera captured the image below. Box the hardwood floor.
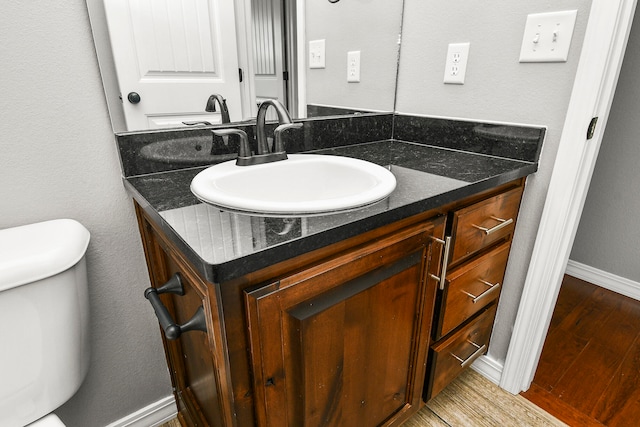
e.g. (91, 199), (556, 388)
(521, 275), (640, 426)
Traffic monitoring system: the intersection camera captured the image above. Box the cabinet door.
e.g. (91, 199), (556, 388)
(245, 220), (443, 427)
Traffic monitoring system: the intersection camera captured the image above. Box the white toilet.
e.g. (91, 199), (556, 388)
(0, 219), (91, 427)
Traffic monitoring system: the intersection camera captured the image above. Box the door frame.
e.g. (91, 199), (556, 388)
(500, 0), (638, 394)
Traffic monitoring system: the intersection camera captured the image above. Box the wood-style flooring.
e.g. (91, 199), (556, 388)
(521, 275), (640, 426)
(160, 369), (564, 427)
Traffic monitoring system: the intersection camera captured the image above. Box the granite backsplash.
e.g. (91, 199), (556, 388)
(115, 114), (545, 178)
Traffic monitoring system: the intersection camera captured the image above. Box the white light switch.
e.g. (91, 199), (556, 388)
(347, 51), (361, 82)
(444, 43), (470, 85)
(309, 39), (325, 69)
(519, 10), (577, 62)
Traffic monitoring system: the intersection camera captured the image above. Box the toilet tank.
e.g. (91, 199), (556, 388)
(0, 219), (91, 427)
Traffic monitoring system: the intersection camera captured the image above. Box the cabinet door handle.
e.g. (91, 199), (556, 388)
(460, 279), (501, 304)
(472, 216), (513, 235)
(450, 340), (487, 368)
(144, 273), (207, 340)
(429, 235), (451, 290)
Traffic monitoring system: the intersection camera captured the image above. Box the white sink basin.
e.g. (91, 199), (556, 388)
(190, 154), (396, 216)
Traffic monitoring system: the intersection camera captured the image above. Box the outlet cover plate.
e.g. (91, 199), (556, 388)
(444, 42), (470, 85)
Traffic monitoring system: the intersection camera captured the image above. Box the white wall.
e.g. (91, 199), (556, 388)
(305, 0), (402, 112)
(0, 2), (171, 426)
(570, 9), (640, 285)
(396, 0), (592, 362)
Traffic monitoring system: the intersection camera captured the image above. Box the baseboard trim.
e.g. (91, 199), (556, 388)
(566, 260), (640, 301)
(471, 354), (503, 386)
(105, 396), (177, 427)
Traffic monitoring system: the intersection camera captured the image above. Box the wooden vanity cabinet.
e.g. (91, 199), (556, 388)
(134, 178), (526, 425)
(425, 183), (524, 401)
(135, 203), (446, 427)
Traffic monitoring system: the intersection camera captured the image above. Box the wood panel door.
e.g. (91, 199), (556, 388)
(245, 219), (444, 427)
(104, 0), (243, 130)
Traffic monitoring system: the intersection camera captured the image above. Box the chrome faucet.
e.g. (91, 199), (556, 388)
(213, 100), (301, 166)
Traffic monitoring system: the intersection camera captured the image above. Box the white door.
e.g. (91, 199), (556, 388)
(104, 0), (244, 130)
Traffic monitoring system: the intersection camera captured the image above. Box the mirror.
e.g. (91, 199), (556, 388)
(86, 0), (404, 133)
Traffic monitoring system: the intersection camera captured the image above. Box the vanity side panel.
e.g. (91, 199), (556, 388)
(135, 203), (236, 427)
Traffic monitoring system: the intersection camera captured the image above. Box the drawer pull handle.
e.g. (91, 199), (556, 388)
(429, 236), (452, 290)
(144, 273), (207, 340)
(461, 279), (501, 304)
(472, 216), (514, 235)
(450, 340), (487, 368)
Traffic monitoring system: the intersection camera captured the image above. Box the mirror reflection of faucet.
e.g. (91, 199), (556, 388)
(213, 99), (302, 166)
(182, 93), (231, 127)
(205, 94), (231, 124)
(183, 120), (213, 126)
(275, 218), (297, 236)
(183, 94), (233, 151)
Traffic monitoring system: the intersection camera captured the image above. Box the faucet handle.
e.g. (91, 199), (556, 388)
(273, 123), (303, 153)
(212, 129), (250, 159)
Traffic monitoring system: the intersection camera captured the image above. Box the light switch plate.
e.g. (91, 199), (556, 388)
(444, 42), (470, 85)
(519, 10), (577, 62)
(309, 39), (325, 69)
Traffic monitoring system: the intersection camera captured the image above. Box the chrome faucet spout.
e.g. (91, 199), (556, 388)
(256, 99), (294, 154)
(205, 94), (230, 124)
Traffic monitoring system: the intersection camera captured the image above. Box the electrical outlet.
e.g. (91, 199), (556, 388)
(309, 39), (325, 69)
(347, 51), (361, 82)
(444, 43), (470, 84)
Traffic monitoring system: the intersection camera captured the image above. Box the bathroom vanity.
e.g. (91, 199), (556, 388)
(120, 115), (542, 426)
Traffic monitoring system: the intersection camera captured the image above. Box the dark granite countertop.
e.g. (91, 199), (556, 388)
(125, 139), (537, 283)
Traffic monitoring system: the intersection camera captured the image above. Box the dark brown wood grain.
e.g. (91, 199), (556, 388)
(426, 304), (496, 400)
(522, 275), (640, 427)
(435, 241), (511, 339)
(133, 178), (526, 427)
(245, 221), (442, 426)
(449, 185), (523, 266)
(522, 383), (606, 427)
(135, 205), (234, 427)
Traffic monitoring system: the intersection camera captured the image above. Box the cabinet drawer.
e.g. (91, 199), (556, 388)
(427, 304), (497, 400)
(435, 242), (510, 339)
(450, 186), (522, 265)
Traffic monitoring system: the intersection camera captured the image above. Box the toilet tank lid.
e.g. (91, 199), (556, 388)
(0, 219), (90, 292)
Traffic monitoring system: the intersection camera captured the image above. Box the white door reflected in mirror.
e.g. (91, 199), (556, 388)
(89, 0), (404, 132)
(104, 0), (244, 131)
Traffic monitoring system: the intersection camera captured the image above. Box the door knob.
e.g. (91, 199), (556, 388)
(127, 92), (141, 104)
